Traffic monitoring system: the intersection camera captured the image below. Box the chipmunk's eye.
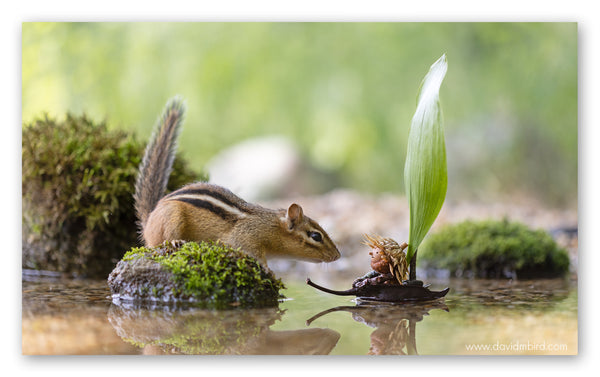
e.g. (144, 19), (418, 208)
(308, 231), (323, 243)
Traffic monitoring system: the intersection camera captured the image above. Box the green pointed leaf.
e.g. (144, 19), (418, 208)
(405, 54), (448, 264)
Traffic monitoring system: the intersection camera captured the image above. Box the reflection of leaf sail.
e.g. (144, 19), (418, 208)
(404, 55), (448, 265)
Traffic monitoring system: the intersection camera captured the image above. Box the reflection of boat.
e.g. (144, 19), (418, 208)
(306, 300), (449, 326)
(306, 301), (448, 355)
(107, 304), (340, 355)
(306, 278), (449, 302)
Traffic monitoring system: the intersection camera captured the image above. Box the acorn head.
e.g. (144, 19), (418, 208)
(363, 234), (409, 284)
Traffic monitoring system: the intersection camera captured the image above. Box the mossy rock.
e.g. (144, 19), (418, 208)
(108, 241), (285, 309)
(22, 114), (202, 277)
(419, 219), (570, 279)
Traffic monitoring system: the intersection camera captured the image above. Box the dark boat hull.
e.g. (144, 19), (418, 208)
(306, 278), (449, 302)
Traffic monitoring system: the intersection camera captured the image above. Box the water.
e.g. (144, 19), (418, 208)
(22, 274), (577, 355)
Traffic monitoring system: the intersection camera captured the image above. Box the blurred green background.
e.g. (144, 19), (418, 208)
(22, 22), (577, 208)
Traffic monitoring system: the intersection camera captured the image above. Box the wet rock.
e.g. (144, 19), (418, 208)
(108, 241), (285, 309)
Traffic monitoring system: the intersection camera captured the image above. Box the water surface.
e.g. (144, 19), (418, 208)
(22, 274), (577, 355)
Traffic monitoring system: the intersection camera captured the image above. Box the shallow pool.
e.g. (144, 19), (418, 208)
(22, 274), (577, 355)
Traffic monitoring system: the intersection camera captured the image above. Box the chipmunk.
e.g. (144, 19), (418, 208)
(134, 96), (341, 267)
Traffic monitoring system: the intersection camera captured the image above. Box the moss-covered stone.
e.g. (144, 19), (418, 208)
(22, 114), (202, 277)
(419, 219), (570, 279)
(108, 241), (285, 309)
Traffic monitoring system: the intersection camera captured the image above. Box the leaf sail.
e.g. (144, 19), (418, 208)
(404, 54), (448, 266)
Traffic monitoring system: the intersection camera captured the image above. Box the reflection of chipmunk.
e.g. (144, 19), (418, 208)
(134, 97), (340, 267)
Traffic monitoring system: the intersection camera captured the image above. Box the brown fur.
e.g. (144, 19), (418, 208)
(143, 182), (340, 266)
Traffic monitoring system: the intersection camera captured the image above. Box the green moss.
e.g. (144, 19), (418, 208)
(419, 219), (570, 279)
(113, 241), (285, 308)
(22, 113), (203, 277)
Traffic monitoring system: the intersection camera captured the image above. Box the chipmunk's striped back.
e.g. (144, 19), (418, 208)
(163, 184), (254, 223)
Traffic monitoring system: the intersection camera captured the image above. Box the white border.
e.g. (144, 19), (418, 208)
(5, 1), (597, 376)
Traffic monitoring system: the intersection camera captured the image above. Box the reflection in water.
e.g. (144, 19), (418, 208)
(22, 278), (139, 355)
(306, 300), (448, 355)
(22, 277), (576, 355)
(108, 303), (340, 355)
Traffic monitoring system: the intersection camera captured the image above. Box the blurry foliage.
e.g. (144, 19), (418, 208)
(22, 114), (201, 277)
(419, 219), (570, 279)
(22, 22), (577, 207)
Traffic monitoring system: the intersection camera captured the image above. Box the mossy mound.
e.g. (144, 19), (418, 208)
(22, 114), (201, 278)
(108, 241), (285, 309)
(419, 219), (570, 279)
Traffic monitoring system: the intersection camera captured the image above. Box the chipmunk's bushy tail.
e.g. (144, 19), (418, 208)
(134, 96), (186, 231)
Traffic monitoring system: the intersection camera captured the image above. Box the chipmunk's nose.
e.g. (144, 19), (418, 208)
(328, 248), (341, 262)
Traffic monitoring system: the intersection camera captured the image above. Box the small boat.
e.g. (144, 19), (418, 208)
(306, 278), (449, 303)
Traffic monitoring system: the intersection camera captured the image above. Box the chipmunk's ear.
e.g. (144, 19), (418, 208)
(286, 203), (304, 229)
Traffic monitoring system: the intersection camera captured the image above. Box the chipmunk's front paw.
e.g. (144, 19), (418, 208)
(168, 239), (187, 248)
